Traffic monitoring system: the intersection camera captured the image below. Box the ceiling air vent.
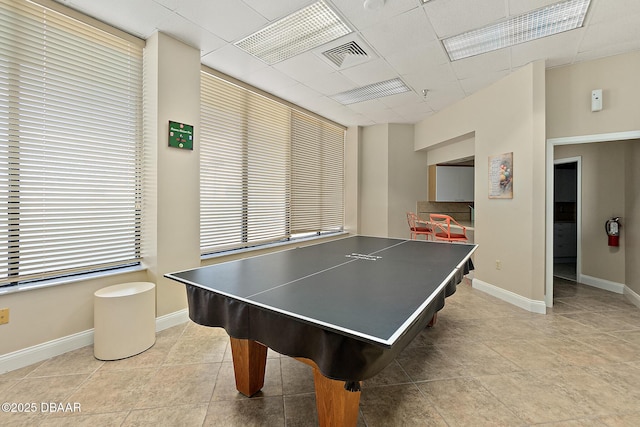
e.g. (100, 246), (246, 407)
(322, 41), (369, 68)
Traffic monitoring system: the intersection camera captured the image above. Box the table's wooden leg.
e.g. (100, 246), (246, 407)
(229, 337), (268, 397)
(427, 312), (438, 327)
(297, 358), (361, 427)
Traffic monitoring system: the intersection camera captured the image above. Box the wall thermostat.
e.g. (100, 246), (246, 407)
(591, 89), (602, 112)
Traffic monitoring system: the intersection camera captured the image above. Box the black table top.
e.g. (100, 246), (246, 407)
(166, 236), (476, 347)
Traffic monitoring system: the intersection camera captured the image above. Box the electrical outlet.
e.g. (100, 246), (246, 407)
(495, 260), (502, 270)
(0, 308), (8, 325)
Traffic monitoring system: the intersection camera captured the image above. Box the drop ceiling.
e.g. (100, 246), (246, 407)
(53, 0), (640, 127)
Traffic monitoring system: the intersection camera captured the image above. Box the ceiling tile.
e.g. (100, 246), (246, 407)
(201, 44), (268, 78)
(242, 67), (300, 93)
(273, 53), (336, 83)
(276, 83), (323, 104)
(360, 7), (436, 57)
(507, 0), (562, 16)
(305, 72), (358, 96)
(241, 0), (315, 20)
(389, 97), (434, 115)
(450, 49), (511, 80)
(338, 59), (398, 86)
(424, 0), (506, 38)
(153, 0), (179, 11)
(587, 0), (640, 25)
(303, 95), (344, 112)
(400, 63), (458, 93)
(510, 29), (585, 69)
(155, 14), (226, 55)
(330, 0), (420, 30)
(175, 0), (268, 42)
(575, 40), (640, 63)
(363, 107), (405, 124)
(459, 69), (511, 96)
(578, 14), (640, 53)
(385, 41), (449, 75)
(62, 0), (174, 38)
(419, 81), (466, 111)
(346, 98), (387, 114)
(378, 91), (424, 109)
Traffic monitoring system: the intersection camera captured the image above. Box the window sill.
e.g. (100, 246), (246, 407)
(201, 231), (350, 262)
(0, 264), (147, 296)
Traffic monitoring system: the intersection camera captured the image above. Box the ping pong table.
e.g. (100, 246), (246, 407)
(166, 236), (476, 426)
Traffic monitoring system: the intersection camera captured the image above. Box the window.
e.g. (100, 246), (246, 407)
(291, 111), (344, 235)
(200, 70), (345, 254)
(0, 0), (143, 287)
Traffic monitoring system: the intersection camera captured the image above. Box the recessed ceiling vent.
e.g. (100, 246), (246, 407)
(322, 41), (368, 67)
(315, 36), (377, 69)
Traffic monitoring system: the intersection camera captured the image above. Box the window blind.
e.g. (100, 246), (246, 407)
(200, 72), (290, 253)
(0, 0), (143, 286)
(291, 111), (344, 234)
(200, 71), (345, 255)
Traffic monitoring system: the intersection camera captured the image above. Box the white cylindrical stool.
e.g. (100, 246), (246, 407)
(94, 282), (156, 360)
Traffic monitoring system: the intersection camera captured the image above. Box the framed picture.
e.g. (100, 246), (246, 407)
(488, 152), (513, 199)
(168, 121), (193, 150)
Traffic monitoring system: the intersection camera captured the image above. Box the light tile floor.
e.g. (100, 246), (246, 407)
(2, 277), (640, 426)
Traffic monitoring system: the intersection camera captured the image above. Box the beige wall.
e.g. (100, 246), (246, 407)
(359, 124), (428, 239)
(359, 124), (390, 237)
(0, 271), (148, 355)
(344, 126), (361, 235)
(388, 124), (429, 238)
(546, 52), (640, 139)
(146, 33), (202, 316)
(547, 51), (640, 300)
(414, 61), (547, 301)
(424, 132), (475, 166)
(625, 141), (640, 295)
(554, 142), (627, 284)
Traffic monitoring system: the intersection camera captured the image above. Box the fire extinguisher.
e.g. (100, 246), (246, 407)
(605, 217), (621, 247)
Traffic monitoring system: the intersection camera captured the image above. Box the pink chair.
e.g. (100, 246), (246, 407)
(429, 214), (468, 242)
(406, 212), (432, 240)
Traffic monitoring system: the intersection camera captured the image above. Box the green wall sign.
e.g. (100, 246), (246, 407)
(168, 121), (193, 150)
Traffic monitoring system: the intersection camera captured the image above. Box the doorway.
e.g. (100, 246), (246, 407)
(553, 159), (580, 282)
(545, 130), (640, 307)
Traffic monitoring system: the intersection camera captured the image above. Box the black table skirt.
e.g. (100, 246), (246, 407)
(186, 258), (473, 382)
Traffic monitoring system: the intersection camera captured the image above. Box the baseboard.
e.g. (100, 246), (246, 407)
(0, 329), (94, 375)
(0, 308), (190, 374)
(579, 274), (625, 294)
(624, 286), (640, 310)
(156, 308), (190, 332)
(472, 278), (547, 314)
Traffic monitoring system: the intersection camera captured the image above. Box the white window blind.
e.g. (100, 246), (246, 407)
(200, 72), (290, 253)
(291, 111), (344, 234)
(0, 0), (143, 286)
(200, 71), (345, 255)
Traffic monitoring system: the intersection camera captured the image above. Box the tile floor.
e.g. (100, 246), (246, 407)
(1, 277), (640, 426)
(553, 262), (577, 282)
